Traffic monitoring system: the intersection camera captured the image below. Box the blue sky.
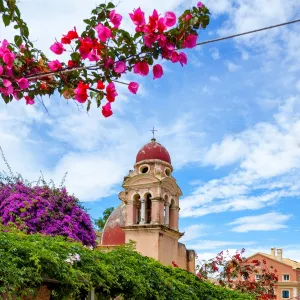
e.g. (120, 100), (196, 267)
(1, 0), (300, 261)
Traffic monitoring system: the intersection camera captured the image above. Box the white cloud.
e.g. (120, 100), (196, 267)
(190, 240), (255, 251)
(228, 212), (292, 232)
(296, 80), (300, 91)
(204, 136), (247, 167)
(181, 96), (300, 217)
(209, 76), (220, 82)
(226, 61), (240, 72)
(181, 224), (207, 243)
(210, 48), (220, 60)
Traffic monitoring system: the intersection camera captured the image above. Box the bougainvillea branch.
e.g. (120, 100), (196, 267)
(197, 249), (278, 300)
(0, 1), (210, 117)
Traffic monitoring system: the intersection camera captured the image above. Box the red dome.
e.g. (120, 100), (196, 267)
(136, 138), (171, 164)
(101, 204), (126, 246)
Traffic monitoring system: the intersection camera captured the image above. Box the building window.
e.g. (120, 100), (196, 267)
(282, 290), (290, 298)
(283, 274), (290, 281)
(165, 168), (171, 176)
(255, 275), (261, 281)
(139, 165), (149, 174)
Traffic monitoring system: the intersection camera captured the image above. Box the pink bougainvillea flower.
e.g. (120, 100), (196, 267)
(171, 51), (179, 63)
(153, 64), (164, 79)
(164, 11), (177, 27)
(50, 42), (65, 55)
(66, 27), (78, 40)
(133, 61), (149, 76)
(150, 9), (159, 22)
(61, 36), (71, 44)
(158, 34), (167, 48)
(3, 51), (15, 68)
(17, 78), (29, 89)
(183, 34), (197, 48)
(106, 82), (118, 102)
(178, 52), (188, 66)
(144, 33), (158, 47)
(13, 91), (21, 100)
(0, 65), (3, 75)
(48, 60), (63, 71)
(129, 8), (146, 26)
(157, 17), (167, 32)
(25, 95), (35, 105)
(114, 61), (126, 74)
(102, 102), (113, 118)
(109, 10), (122, 28)
(162, 43), (175, 58)
(78, 37), (93, 59)
(197, 1), (204, 8)
(0, 79), (13, 95)
(97, 80), (105, 90)
(68, 60), (76, 68)
(104, 57), (114, 69)
(95, 23), (112, 43)
(74, 81), (89, 103)
(183, 14), (193, 21)
(87, 49), (100, 62)
(128, 82), (139, 94)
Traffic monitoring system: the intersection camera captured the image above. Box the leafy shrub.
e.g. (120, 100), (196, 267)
(0, 227), (254, 300)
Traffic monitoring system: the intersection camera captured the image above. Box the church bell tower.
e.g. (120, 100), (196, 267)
(117, 137), (195, 271)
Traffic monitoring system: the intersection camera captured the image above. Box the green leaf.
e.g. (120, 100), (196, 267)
(2, 95), (10, 104)
(83, 19), (91, 24)
(87, 100), (92, 112)
(14, 35), (22, 47)
(95, 7), (104, 15)
(2, 14), (11, 27)
(107, 2), (115, 9)
(71, 52), (81, 62)
(22, 25), (29, 38)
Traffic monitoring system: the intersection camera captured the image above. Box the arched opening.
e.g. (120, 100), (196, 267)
(145, 193), (152, 224)
(133, 194), (141, 224)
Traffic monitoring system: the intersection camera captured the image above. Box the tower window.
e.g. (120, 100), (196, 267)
(140, 165), (149, 174)
(165, 168), (171, 176)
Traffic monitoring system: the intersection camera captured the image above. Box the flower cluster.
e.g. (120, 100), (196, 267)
(65, 253), (81, 265)
(0, 182), (96, 246)
(197, 249), (278, 300)
(0, 1), (210, 117)
(0, 40), (33, 104)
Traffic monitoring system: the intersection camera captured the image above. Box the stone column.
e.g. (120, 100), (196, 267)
(170, 206), (179, 231)
(151, 198), (160, 224)
(125, 201), (135, 226)
(136, 207), (139, 224)
(88, 288), (95, 300)
(140, 199), (146, 224)
(164, 203), (170, 226)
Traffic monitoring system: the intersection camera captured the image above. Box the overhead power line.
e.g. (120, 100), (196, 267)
(195, 19), (300, 47)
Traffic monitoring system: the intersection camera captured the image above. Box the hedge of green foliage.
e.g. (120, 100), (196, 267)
(0, 227), (254, 300)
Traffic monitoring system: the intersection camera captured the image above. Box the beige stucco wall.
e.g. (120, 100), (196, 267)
(125, 229), (160, 260)
(177, 243), (188, 270)
(158, 231), (179, 266)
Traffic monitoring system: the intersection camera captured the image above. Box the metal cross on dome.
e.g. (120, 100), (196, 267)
(150, 127), (157, 139)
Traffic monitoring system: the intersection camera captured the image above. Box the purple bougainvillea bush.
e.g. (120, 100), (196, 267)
(0, 182), (96, 246)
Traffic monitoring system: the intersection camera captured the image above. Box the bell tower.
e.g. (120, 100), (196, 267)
(117, 137), (195, 271)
